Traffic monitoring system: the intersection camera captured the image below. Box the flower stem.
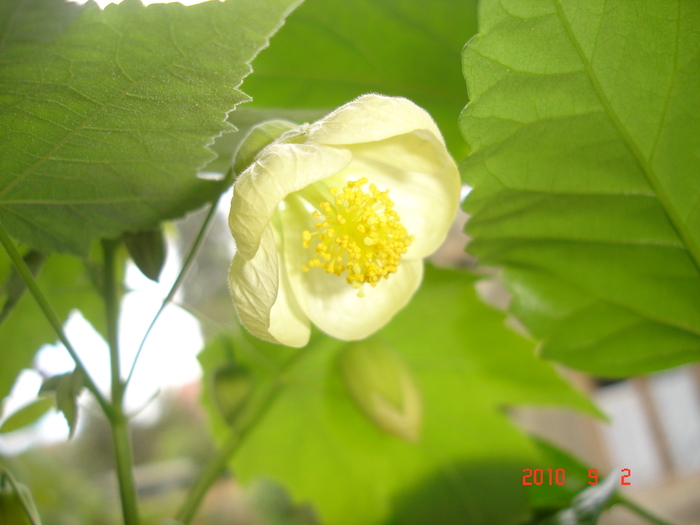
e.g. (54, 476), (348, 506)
(0, 222), (111, 416)
(175, 342), (316, 523)
(125, 194), (223, 388)
(175, 379), (283, 523)
(174, 424), (244, 523)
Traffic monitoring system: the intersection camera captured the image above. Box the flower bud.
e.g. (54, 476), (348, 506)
(338, 340), (422, 442)
(232, 119), (299, 176)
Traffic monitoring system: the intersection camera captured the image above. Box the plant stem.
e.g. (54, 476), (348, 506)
(175, 424), (243, 523)
(102, 239), (123, 403)
(175, 379), (283, 524)
(110, 411), (141, 525)
(175, 343), (316, 524)
(618, 495), (678, 525)
(101, 239), (141, 525)
(0, 222), (111, 416)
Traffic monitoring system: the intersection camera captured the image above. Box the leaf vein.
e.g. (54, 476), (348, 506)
(553, 0), (700, 274)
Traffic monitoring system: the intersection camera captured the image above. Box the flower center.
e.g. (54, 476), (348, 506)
(301, 178), (412, 297)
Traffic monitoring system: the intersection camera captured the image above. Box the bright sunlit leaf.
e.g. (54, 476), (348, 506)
(460, 0), (700, 376)
(0, 0), (301, 255)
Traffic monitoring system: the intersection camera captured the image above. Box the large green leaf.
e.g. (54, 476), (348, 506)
(240, 0), (476, 158)
(0, 0), (301, 256)
(200, 266), (597, 525)
(460, 0), (700, 376)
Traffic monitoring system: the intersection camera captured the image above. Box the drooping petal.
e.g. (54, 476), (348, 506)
(230, 143), (352, 260)
(306, 94), (444, 147)
(331, 131), (460, 258)
(279, 198), (424, 341)
(300, 259), (424, 341)
(229, 225), (310, 347)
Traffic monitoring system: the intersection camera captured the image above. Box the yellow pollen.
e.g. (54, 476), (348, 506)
(301, 178), (412, 297)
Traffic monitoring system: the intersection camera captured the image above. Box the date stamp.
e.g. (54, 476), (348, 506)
(522, 468), (632, 486)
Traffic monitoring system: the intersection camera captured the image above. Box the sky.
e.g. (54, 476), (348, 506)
(0, 194), (234, 454)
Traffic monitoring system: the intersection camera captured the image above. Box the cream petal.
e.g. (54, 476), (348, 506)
(229, 143), (353, 261)
(279, 197), (424, 341)
(335, 131), (461, 258)
(306, 94), (445, 147)
(303, 259), (424, 341)
(229, 225), (310, 347)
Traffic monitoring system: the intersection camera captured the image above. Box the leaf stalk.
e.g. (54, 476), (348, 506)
(0, 221), (111, 416)
(125, 179), (229, 388)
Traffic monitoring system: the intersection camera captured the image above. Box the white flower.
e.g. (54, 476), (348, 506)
(228, 94), (460, 347)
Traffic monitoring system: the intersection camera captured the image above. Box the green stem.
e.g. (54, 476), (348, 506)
(175, 425), (243, 523)
(175, 379), (283, 524)
(0, 466), (42, 525)
(175, 343), (316, 524)
(110, 412), (141, 525)
(101, 239), (141, 525)
(618, 495), (678, 525)
(102, 239), (123, 403)
(0, 222), (111, 416)
(125, 194), (224, 388)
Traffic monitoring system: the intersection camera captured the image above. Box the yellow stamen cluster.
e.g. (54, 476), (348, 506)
(301, 178), (412, 297)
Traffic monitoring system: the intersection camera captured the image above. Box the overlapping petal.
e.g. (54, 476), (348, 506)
(230, 143), (352, 260)
(307, 94), (444, 147)
(229, 225), (310, 347)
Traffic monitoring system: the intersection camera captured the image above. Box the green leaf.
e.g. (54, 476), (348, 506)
(0, 0), (302, 256)
(39, 369), (85, 438)
(242, 0), (476, 158)
(526, 439), (592, 514)
(122, 227), (167, 282)
(0, 0), (84, 47)
(0, 250), (104, 403)
(200, 266), (598, 525)
(460, 0), (700, 376)
(0, 397), (54, 435)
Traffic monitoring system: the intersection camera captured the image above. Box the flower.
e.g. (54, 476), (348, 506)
(228, 94), (460, 347)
